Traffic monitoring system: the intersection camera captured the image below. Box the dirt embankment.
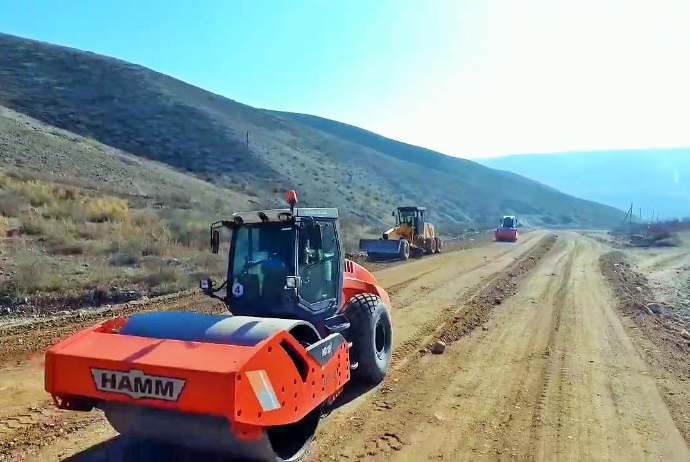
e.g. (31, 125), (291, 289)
(0, 291), (226, 364)
(600, 251), (690, 443)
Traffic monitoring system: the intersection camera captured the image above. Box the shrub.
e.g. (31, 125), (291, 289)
(42, 201), (76, 220)
(110, 252), (140, 267)
(0, 191), (24, 217)
(0, 215), (8, 237)
(168, 220), (206, 248)
(137, 265), (187, 289)
(167, 192), (193, 208)
(45, 235), (88, 255)
(130, 209), (159, 228)
(15, 259), (48, 294)
(11, 180), (57, 207)
(81, 197), (129, 223)
(21, 215), (49, 235)
(76, 222), (104, 240)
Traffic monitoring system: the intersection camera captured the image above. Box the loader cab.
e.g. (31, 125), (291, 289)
(395, 206), (426, 236)
(202, 207), (344, 335)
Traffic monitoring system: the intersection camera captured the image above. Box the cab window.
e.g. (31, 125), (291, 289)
(299, 220), (339, 305)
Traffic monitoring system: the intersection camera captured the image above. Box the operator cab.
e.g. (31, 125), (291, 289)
(200, 191), (344, 334)
(394, 206), (426, 236)
(500, 216), (516, 228)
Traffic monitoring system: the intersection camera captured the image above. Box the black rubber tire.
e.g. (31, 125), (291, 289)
(398, 240), (410, 260)
(344, 294), (393, 385)
(434, 237), (442, 253)
(424, 238), (433, 255)
(267, 407), (321, 461)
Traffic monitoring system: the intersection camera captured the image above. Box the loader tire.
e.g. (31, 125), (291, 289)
(424, 238), (434, 255)
(434, 237), (442, 253)
(399, 239), (410, 260)
(344, 294), (393, 385)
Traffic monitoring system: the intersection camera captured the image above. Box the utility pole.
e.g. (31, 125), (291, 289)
(246, 131), (250, 149)
(639, 207), (642, 223)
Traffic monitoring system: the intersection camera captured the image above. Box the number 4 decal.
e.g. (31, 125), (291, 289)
(232, 282), (244, 297)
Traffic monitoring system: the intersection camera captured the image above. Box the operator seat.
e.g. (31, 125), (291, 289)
(260, 255), (289, 301)
(238, 274), (260, 301)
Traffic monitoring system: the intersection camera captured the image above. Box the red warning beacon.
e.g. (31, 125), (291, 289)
(285, 190), (298, 211)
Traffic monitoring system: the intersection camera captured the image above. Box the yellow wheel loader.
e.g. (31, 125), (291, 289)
(359, 206), (443, 260)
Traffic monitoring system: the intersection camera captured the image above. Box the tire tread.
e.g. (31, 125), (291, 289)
(344, 293), (391, 383)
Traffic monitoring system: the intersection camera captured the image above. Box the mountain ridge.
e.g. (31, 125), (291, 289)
(480, 149), (690, 220)
(0, 32), (624, 230)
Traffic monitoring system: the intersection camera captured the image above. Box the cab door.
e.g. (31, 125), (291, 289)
(297, 219), (342, 317)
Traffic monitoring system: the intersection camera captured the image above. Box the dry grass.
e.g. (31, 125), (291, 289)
(81, 197), (129, 223)
(0, 172), (222, 304)
(0, 215), (9, 237)
(20, 214), (50, 235)
(0, 190), (23, 217)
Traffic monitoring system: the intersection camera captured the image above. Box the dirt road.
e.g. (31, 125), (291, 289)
(313, 233), (690, 461)
(2, 231), (690, 461)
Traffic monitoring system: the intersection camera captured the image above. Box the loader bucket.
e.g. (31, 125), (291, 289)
(359, 238), (402, 256)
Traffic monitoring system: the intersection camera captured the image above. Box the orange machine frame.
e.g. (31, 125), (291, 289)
(45, 318), (350, 441)
(339, 259), (391, 312)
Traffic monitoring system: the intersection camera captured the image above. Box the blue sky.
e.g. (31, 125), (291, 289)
(2, 1), (690, 158)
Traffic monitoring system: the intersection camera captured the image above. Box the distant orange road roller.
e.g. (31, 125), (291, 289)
(494, 215), (519, 242)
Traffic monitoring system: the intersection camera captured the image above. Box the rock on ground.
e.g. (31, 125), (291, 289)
(431, 340), (446, 354)
(647, 303), (665, 315)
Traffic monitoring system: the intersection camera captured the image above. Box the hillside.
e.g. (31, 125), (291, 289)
(0, 105), (258, 310)
(0, 32), (624, 230)
(480, 150), (690, 220)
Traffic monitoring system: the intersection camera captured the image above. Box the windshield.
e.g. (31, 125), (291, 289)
(502, 217), (515, 228)
(229, 223), (295, 302)
(397, 209), (416, 225)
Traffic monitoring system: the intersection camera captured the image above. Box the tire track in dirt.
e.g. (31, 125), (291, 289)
(385, 233), (545, 361)
(600, 250), (690, 447)
(383, 267), (442, 298)
(373, 233), (690, 462)
(384, 232), (540, 310)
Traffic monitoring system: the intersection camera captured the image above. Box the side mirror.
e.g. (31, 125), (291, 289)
(211, 230), (220, 254)
(311, 223), (323, 250)
(200, 278), (213, 294)
(391, 211), (395, 217)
